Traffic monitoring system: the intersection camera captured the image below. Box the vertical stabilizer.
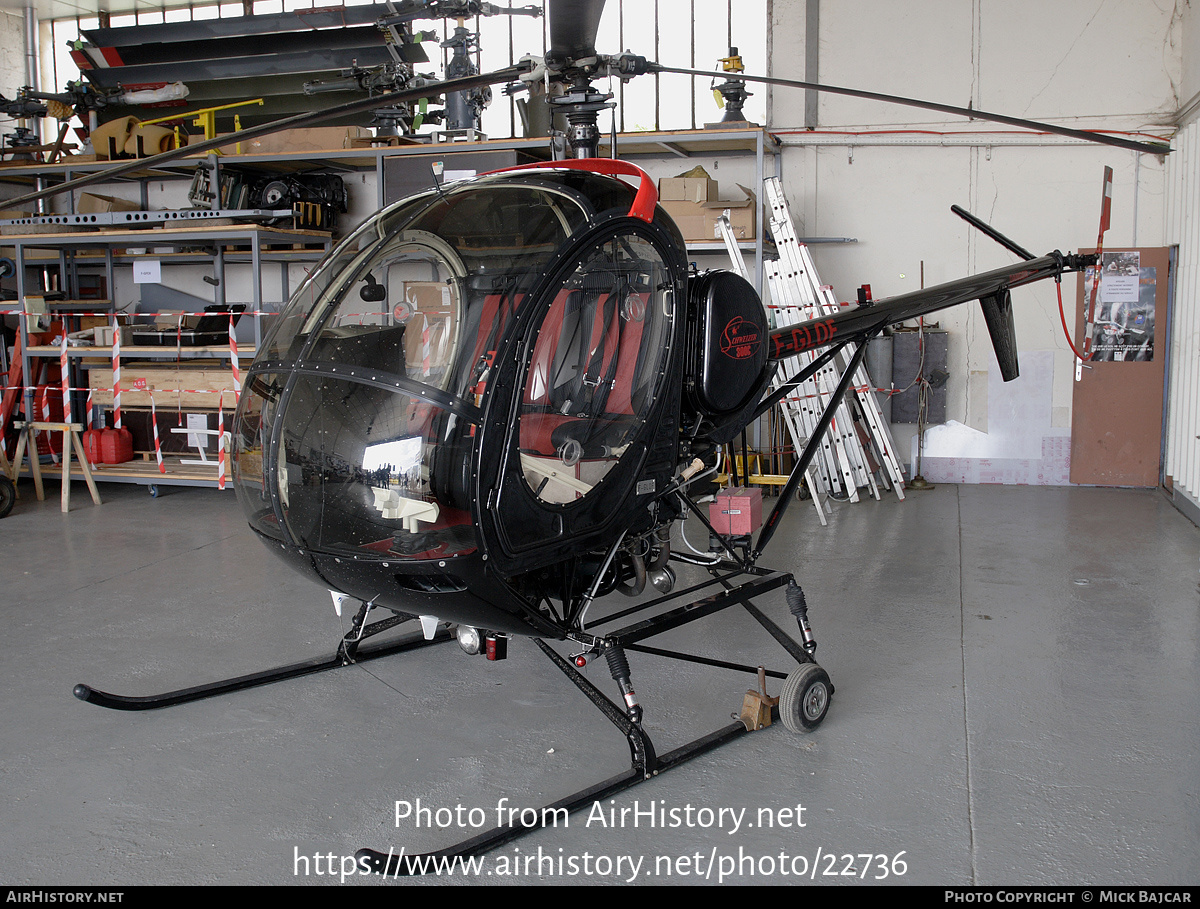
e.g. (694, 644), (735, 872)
(980, 288), (1019, 381)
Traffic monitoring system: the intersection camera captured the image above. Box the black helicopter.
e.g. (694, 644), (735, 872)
(7, 0), (1166, 874)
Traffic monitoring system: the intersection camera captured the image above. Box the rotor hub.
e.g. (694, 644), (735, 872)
(548, 85), (613, 158)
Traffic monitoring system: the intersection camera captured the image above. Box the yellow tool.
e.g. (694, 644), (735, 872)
(719, 51), (745, 73)
(139, 98), (265, 153)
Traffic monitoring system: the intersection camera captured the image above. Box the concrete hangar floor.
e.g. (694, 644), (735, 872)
(0, 479), (1195, 886)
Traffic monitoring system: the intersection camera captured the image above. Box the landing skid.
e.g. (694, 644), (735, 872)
(73, 568), (831, 878)
(356, 567), (833, 877)
(72, 602), (451, 711)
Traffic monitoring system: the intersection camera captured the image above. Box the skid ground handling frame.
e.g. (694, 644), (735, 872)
(73, 558), (830, 876)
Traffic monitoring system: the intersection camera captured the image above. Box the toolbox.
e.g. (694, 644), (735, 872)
(131, 303), (245, 347)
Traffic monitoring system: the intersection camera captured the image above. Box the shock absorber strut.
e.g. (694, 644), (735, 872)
(604, 642), (642, 723)
(786, 580), (817, 653)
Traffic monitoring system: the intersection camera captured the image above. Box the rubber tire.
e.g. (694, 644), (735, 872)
(780, 663), (832, 733)
(0, 475), (14, 519)
(148, 485), (159, 498)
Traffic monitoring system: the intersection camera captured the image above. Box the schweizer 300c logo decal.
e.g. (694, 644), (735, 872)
(719, 316), (762, 360)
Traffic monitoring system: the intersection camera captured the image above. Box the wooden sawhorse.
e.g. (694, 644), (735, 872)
(12, 421), (102, 513)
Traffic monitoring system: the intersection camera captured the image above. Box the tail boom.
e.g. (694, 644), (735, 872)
(767, 251), (1095, 371)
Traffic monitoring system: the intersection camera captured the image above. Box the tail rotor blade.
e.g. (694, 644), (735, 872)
(1082, 165), (1115, 359)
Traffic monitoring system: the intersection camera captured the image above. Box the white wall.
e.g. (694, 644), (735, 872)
(0, 10), (25, 101)
(0, 10), (34, 203)
(768, 0), (1183, 471)
(1182, 0), (1200, 110)
(1164, 0), (1200, 517)
(1165, 116), (1199, 516)
(771, 0), (1182, 130)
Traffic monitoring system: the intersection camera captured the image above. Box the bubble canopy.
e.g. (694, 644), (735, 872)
(231, 165), (688, 636)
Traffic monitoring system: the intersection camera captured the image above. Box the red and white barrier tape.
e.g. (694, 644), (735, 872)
(111, 315), (122, 429)
(20, 308), (270, 320)
(216, 390), (226, 490)
(40, 388), (58, 464)
(148, 389), (165, 474)
(228, 313), (241, 405)
(421, 316), (431, 377)
(13, 384), (240, 399)
(59, 330), (71, 424)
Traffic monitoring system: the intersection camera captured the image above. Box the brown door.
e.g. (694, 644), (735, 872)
(1069, 246), (1169, 487)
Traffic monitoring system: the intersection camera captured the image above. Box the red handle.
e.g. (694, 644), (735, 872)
(483, 158), (658, 223)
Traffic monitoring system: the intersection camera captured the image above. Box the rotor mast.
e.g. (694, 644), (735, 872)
(543, 0), (648, 158)
(550, 77), (610, 158)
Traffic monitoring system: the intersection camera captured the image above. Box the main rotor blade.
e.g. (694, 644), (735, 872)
(8, 64), (529, 210)
(548, 0), (607, 59)
(653, 64), (1170, 157)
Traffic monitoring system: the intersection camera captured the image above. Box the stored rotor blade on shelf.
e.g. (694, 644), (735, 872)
(548, 0), (607, 59)
(81, 4), (390, 47)
(7, 63), (529, 210)
(651, 64), (1170, 157)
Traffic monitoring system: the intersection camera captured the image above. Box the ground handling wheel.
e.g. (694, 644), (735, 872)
(0, 475), (14, 518)
(780, 662), (832, 733)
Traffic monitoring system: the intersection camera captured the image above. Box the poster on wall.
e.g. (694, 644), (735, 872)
(1083, 253), (1155, 362)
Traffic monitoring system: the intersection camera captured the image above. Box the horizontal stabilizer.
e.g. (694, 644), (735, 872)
(980, 288), (1019, 381)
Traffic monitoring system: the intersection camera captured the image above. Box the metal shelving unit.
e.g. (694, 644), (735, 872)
(0, 126), (780, 287)
(7, 223), (331, 490)
(0, 128), (780, 491)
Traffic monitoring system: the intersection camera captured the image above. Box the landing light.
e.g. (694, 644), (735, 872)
(456, 624), (483, 655)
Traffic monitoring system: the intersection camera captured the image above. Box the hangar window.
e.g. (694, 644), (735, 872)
(42, 0), (767, 142)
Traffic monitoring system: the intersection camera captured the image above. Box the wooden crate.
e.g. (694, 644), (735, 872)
(87, 363), (241, 410)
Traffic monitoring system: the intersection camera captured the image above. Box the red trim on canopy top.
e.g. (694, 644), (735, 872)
(481, 158), (659, 223)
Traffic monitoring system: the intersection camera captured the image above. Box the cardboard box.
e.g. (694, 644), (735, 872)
(80, 313), (112, 365)
(234, 126), (374, 155)
(661, 184), (756, 242)
(122, 409), (224, 456)
(660, 175), (719, 203)
(78, 192), (141, 214)
(660, 199), (709, 241)
(701, 183), (756, 240)
(90, 325), (134, 347)
(382, 149), (540, 204)
(708, 486), (763, 536)
(399, 280), (456, 371)
(22, 294), (48, 331)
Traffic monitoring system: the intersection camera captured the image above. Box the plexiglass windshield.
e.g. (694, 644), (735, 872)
(234, 173), (626, 561)
(518, 234), (675, 504)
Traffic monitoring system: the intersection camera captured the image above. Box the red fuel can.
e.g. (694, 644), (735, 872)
(82, 427), (104, 464)
(100, 426), (133, 464)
